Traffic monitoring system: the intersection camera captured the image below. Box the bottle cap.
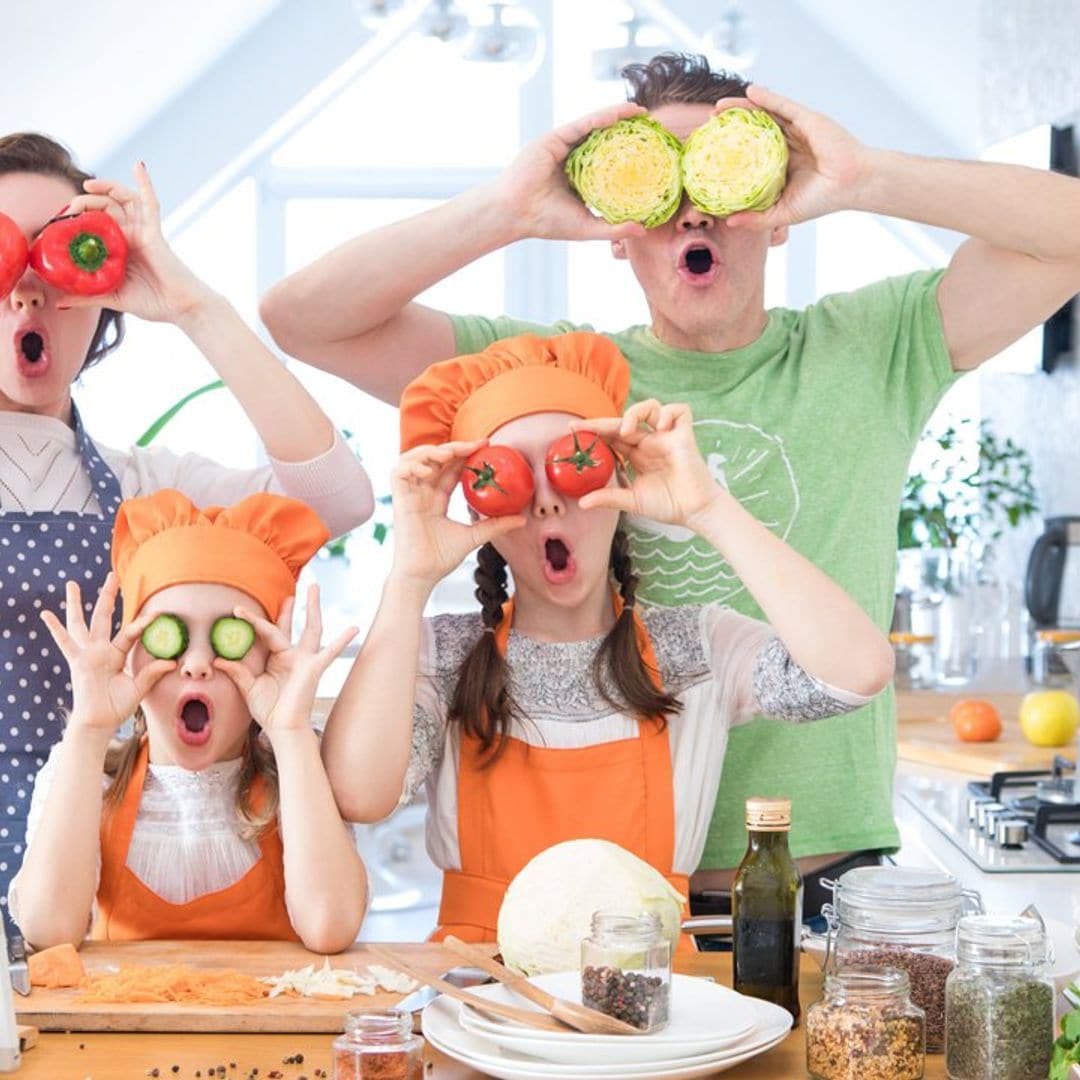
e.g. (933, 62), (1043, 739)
(745, 796), (791, 831)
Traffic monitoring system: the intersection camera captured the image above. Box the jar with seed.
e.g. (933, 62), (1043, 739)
(806, 965), (925, 1080)
(944, 915), (1054, 1080)
(580, 910), (672, 1033)
(332, 1008), (423, 1080)
(818, 865), (981, 1052)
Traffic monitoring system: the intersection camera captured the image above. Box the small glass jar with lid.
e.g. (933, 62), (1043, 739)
(891, 632), (937, 690)
(806, 965), (925, 1080)
(332, 1008), (424, 1080)
(944, 915), (1054, 1080)
(818, 866), (981, 1052)
(581, 910), (672, 1032)
(1031, 628), (1080, 687)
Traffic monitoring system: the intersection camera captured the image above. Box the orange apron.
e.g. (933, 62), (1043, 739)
(92, 740), (299, 942)
(435, 596), (692, 949)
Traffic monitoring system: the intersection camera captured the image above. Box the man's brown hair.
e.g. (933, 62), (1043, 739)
(622, 52), (748, 110)
(0, 132), (124, 372)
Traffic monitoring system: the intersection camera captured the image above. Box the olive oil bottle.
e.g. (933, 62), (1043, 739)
(731, 796), (802, 1022)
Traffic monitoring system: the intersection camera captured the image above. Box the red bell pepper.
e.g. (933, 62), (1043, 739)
(29, 210), (128, 296)
(0, 212), (28, 301)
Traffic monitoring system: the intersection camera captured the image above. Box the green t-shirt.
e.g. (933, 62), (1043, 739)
(451, 269), (959, 868)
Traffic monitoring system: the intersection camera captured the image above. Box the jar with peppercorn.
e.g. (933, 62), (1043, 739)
(806, 965), (926, 1080)
(332, 1008), (423, 1080)
(944, 914), (1054, 1080)
(816, 865), (982, 1053)
(580, 910), (672, 1033)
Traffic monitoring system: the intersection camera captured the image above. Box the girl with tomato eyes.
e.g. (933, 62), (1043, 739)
(0, 133), (372, 935)
(323, 332), (895, 944)
(9, 490), (366, 952)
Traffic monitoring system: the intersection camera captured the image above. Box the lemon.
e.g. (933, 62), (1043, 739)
(1019, 690), (1080, 747)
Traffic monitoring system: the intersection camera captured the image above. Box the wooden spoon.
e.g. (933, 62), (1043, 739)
(365, 944), (570, 1033)
(441, 935), (642, 1036)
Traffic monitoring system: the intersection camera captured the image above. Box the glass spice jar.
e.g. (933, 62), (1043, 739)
(580, 910), (672, 1032)
(891, 632), (938, 690)
(332, 1008), (423, 1080)
(806, 965), (925, 1080)
(1031, 629), (1080, 688)
(820, 865), (982, 1053)
(944, 915), (1054, 1080)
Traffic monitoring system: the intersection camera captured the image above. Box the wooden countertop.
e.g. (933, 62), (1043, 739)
(13, 951), (949, 1079)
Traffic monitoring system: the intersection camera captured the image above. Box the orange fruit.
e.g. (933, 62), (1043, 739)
(949, 699), (1002, 742)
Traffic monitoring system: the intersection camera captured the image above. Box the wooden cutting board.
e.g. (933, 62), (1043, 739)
(896, 690), (1070, 776)
(16, 939), (472, 1034)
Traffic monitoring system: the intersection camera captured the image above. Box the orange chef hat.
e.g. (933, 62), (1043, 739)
(111, 489), (330, 624)
(399, 332), (630, 451)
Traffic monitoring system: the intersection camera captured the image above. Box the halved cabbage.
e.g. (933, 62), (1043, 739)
(681, 107), (788, 216)
(565, 116), (683, 228)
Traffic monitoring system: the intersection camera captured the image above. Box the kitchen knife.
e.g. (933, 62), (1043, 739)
(6, 934), (28, 997)
(397, 964), (492, 1013)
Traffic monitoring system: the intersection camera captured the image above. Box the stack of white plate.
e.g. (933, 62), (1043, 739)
(421, 971), (793, 1079)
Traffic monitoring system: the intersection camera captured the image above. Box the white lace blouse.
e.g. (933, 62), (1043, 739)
(399, 602), (873, 877)
(9, 755), (266, 929)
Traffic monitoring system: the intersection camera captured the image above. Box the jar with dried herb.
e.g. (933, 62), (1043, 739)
(819, 865), (982, 1052)
(944, 914), (1054, 1080)
(332, 1008), (423, 1080)
(581, 910), (672, 1032)
(806, 965), (925, 1080)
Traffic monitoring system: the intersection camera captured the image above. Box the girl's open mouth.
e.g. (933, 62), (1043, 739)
(15, 329), (50, 379)
(176, 694), (214, 747)
(542, 535), (577, 585)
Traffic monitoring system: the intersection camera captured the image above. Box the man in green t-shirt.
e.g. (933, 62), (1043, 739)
(262, 54), (1080, 908)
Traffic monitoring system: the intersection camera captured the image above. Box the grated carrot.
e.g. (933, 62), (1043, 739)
(78, 963), (268, 1005)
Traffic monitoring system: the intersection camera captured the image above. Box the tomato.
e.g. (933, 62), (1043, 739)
(0, 212), (28, 302)
(29, 209), (128, 296)
(460, 445), (534, 516)
(948, 699), (1002, 743)
(544, 430), (616, 499)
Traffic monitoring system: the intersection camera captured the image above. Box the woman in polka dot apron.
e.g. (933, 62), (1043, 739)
(0, 133), (375, 931)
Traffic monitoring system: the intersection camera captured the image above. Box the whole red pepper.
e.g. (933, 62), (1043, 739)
(29, 210), (128, 296)
(0, 211), (29, 301)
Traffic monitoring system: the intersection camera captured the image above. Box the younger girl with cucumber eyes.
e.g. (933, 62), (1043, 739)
(322, 332), (896, 945)
(8, 489), (367, 952)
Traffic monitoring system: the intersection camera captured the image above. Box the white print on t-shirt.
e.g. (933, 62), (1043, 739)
(625, 419), (801, 606)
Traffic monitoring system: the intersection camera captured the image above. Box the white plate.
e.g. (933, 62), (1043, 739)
(457, 971), (757, 1061)
(422, 993), (792, 1079)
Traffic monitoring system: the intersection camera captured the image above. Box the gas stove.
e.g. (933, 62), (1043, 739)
(901, 756), (1080, 873)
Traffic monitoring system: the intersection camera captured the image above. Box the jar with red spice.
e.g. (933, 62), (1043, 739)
(332, 1008), (423, 1080)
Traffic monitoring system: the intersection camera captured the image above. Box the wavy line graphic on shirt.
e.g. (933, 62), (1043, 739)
(624, 418), (801, 606)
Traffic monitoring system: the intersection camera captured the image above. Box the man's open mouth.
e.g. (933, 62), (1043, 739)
(683, 245), (714, 276)
(177, 694), (214, 746)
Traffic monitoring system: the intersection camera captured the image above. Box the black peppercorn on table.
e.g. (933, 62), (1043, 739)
(14, 952), (951, 1079)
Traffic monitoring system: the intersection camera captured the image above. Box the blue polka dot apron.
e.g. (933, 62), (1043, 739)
(0, 403), (122, 934)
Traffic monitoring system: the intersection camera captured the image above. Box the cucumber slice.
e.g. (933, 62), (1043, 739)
(141, 613), (188, 659)
(211, 616), (256, 660)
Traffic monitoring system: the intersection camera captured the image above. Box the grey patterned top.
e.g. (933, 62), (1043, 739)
(401, 603), (864, 805)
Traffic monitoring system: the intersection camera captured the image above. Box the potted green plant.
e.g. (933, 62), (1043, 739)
(896, 418), (1039, 680)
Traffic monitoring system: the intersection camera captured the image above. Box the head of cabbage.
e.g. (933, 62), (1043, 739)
(681, 107), (788, 217)
(564, 116), (683, 229)
(497, 839), (685, 976)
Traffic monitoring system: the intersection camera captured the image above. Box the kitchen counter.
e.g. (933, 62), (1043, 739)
(11, 951), (952, 1080)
